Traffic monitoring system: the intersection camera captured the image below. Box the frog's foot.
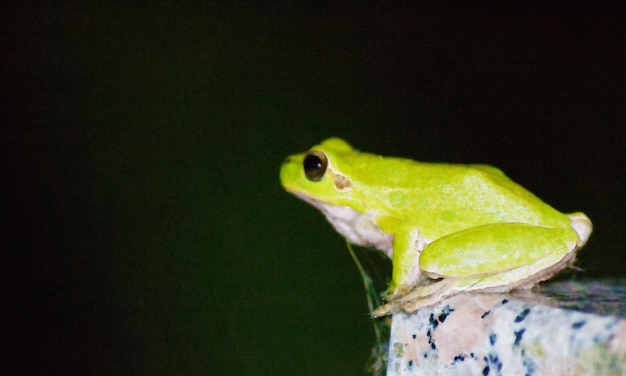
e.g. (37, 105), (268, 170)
(374, 276), (509, 317)
(374, 278), (453, 317)
(396, 279), (458, 313)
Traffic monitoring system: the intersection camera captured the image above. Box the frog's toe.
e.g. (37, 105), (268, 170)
(383, 284), (411, 301)
(401, 295), (443, 313)
(373, 303), (395, 317)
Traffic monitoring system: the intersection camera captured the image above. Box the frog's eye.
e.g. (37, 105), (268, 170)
(303, 150), (328, 182)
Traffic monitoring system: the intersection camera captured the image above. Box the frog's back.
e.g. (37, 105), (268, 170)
(353, 156), (570, 239)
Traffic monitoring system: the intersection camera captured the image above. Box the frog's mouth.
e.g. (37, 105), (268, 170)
(287, 190), (326, 211)
(287, 190), (347, 216)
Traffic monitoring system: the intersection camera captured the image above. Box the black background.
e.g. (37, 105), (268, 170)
(2, 2), (624, 375)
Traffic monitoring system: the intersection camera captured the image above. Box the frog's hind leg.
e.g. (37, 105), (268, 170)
(375, 222), (583, 316)
(398, 237), (580, 315)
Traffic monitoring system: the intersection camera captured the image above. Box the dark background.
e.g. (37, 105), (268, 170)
(2, 2), (624, 375)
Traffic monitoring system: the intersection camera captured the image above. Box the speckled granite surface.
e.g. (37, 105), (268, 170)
(386, 279), (626, 375)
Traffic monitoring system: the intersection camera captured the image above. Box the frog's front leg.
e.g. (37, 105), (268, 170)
(378, 228), (421, 295)
(384, 226), (426, 297)
(378, 220), (588, 316)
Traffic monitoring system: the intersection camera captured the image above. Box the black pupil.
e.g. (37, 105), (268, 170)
(303, 152), (327, 181)
(304, 154), (322, 172)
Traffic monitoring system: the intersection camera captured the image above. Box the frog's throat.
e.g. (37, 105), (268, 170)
(293, 193), (395, 259)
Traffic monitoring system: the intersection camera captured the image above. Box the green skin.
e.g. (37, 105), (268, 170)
(280, 138), (592, 316)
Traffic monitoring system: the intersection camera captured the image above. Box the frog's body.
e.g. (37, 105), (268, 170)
(280, 138), (592, 316)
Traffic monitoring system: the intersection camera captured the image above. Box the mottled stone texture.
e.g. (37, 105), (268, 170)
(387, 279), (626, 375)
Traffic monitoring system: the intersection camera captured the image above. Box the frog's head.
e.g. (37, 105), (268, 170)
(280, 138), (366, 212)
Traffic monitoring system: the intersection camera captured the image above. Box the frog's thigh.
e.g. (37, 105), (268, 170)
(419, 223), (579, 279)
